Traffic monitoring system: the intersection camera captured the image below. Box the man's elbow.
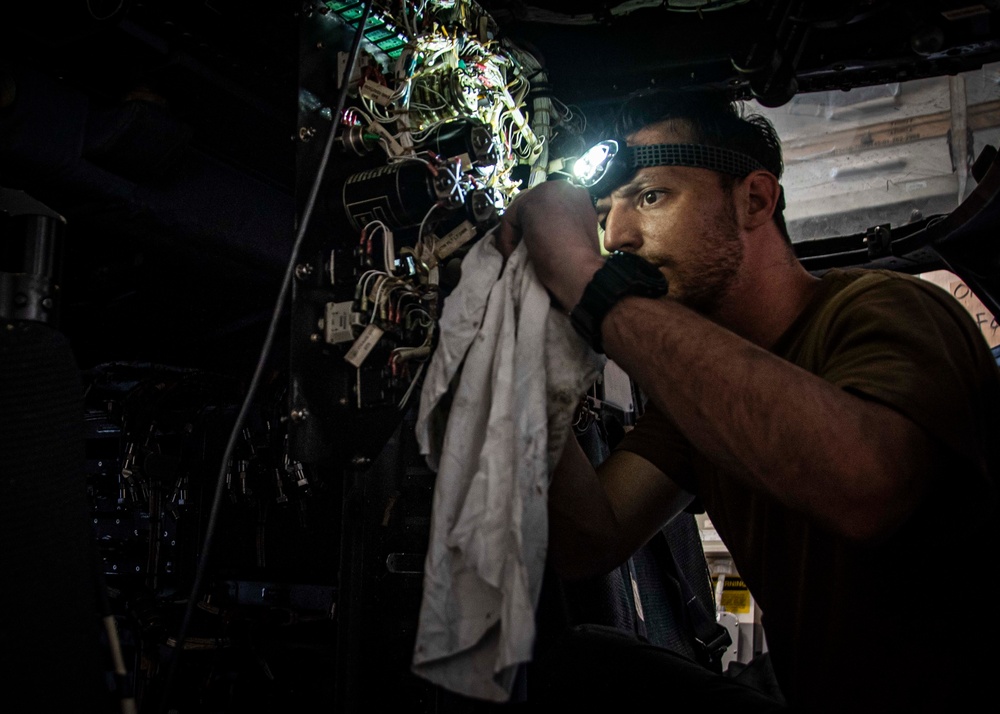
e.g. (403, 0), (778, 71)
(546, 525), (627, 581)
(548, 550), (622, 582)
(827, 402), (934, 544)
(826, 464), (926, 545)
(834, 509), (896, 544)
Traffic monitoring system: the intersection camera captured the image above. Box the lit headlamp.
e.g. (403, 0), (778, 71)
(572, 139), (768, 197)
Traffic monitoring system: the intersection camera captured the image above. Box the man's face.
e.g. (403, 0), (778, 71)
(594, 121), (744, 317)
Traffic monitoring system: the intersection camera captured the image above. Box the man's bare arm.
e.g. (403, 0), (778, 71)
(547, 436), (694, 580)
(502, 181), (934, 544)
(602, 295), (934, 543)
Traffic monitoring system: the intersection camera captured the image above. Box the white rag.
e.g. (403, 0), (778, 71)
(411, 234), (604, 701)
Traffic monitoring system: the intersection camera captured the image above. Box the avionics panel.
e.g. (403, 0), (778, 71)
(290, 0), (564, 465)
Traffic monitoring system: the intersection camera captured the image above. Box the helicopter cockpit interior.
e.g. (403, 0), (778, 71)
(3, 2), (1000, 712)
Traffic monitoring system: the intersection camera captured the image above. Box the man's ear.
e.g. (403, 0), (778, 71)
(741, 170), (782, 231)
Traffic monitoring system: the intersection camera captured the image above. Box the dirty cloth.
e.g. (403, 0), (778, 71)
(412, 234), (603, 702)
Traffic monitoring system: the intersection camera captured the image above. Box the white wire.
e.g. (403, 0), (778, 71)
(404, 307), (433, 325)
(347, 105), (377, 127)
(387, 153), (432, 168)
(415, 202), (440, 256)
(362, 220), (396, 274)
(398, 361), (427, 410)
(369, 276), (388, 320)
(362, 219), (388, 238)
(400, 0), (415, 35)
(410, 118), (449, 142)
(384, 230), (396, 274)
(361, 95), (395, 123)
(358, 269), (387, 311)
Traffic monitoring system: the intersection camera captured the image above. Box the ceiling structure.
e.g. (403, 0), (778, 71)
(4, 1), (999, 190)
(2, 1), (1000, 368)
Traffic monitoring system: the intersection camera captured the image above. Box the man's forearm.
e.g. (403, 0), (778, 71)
(547, 437), (622, 579)
(601, 294), (931, 541)
(548, 437), (694, 580)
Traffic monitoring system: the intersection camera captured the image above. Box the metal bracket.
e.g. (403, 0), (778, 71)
(863, 223), (892, 260)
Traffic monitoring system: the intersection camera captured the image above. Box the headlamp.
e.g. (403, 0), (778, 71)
(572, 140), (626, 192)
(571, 139), (767, 197)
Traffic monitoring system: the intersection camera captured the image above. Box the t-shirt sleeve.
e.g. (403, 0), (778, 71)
(819, 275), (999, 500)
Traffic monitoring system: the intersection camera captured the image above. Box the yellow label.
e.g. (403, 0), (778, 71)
(712, 576), (751, 615)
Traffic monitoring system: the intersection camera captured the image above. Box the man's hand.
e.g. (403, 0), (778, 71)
(498, 180), (606, 311)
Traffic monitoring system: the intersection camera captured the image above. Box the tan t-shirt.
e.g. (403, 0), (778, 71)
(617, 268), (1000, 710)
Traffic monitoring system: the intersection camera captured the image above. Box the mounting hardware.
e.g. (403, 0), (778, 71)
(295, 263), (314, 281)
(863, 224), (892, 260)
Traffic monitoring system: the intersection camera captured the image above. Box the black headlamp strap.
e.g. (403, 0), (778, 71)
(626, 143), (766, 177)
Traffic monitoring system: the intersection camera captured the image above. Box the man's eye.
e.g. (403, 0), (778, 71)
(640, 190), (662, 206)
(597, 215), (607, 230)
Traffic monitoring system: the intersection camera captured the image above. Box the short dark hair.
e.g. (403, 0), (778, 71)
(613, 89), (790, 243)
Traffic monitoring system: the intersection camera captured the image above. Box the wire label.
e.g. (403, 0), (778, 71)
(345, 324), (384, 367)
(360, 80), (396, 107)
(325, 301), (355, 345)
(434, 220), (477, 262)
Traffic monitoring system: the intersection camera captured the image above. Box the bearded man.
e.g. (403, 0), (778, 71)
(500, 89), (1000, 712)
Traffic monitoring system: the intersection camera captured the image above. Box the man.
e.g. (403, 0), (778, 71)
(499, 90), (1000, 711)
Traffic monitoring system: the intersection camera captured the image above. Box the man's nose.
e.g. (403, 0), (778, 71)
(602, 208), (642, 254)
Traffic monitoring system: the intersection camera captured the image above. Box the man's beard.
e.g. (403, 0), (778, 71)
(669, 200), (743, 316)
